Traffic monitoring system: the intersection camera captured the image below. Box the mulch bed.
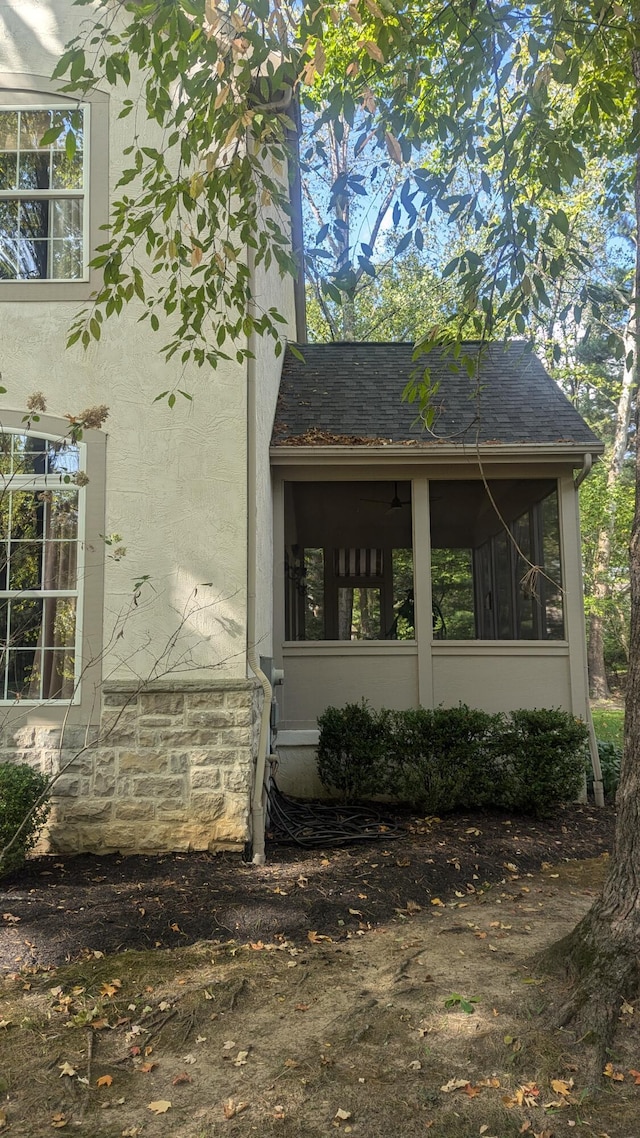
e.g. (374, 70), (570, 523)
(0, 804), (614, 970)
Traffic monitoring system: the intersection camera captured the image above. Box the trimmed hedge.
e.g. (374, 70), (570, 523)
(317, 703), (587, 817)
(0, 763), (50, 877)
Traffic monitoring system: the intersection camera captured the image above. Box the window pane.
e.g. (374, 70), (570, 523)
(0, 112), (18, 149)
(338, 587), (381, 640)
(0, 238), (18, 279)
(52, 238), (83, 280)
(392, 548), (414, 638)
(43, 597), (76, 649)
(542, 493), (564, 638)
(431, 548), (475, 639)
(52, 150), (83, 190)
(47, 440), (80, 475)
(18, 151), (51, 189)
(47, 491), (79, 541)
(8, 597), (43, 647)
(0, 152), (17, 189)
(9, 491), (44, 540)
(8, 541), (43, 590)
(19, 110), (52, 150)
(303, 548), (324, 639)
(6, 648), (42, 700)
(51, 198), (82, 238)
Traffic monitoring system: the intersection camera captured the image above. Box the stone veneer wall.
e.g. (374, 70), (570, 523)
(2, 679), (262, 855)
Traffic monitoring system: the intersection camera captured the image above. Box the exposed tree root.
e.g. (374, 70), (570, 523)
(538, 902), (640, 1085)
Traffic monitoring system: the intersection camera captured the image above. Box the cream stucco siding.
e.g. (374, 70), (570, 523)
(0, 0), (296, 853)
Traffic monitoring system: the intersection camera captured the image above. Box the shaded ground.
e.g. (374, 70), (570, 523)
(0, 804), (614, 969)
(2, 852), (640, 1138)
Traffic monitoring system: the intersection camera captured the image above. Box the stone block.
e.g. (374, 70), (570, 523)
(131, 775), (186, 800)
(190, 767), (221, 790)
(169, 752), (189, 773)
(185, 691), (226, 710)
(189, 791), (226, 822)
(225, 690), (254, 709)
(185, 710), (232, 728)
(60, 800), (113, 823)
(218, 727), (252, 747)
(93, 770), (116, 797)
(118, 750), (168, 774)
(103, 691), (137, 708)
(155, 799), (190, 820)
(189, 748), (237, 767)
(139, 692), (185, 716)
(52, 776), (80, 798)
(6, 727), (36, 749)
(114, 801), (155, 821)
(137, 715), (176, 728)
(221, 767), (251, 793)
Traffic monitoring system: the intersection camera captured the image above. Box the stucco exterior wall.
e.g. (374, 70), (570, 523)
(0, 0), (294, 853)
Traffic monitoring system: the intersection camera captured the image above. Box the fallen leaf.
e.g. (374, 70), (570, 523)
(172, 1072), (193, 1085)
(478, 1077), (501, 1088)
(307, 931), (332, 943)
(58, 1062), (76, 1078)
(550, 1077), (573, 1096)
(295, 1003), (310, 1012)
(408, 1060), (422, 1071)
(196, 1035), (207, 1044)
(335, 1108), (352, 1120)
(51, 1114), (68, 1129)
(234, 1050), (249, 1066)
(121, 1129), (141, 1137)
(430, 898), (444, 907)
(148, 1100), (171, 1114)
(223, 1098), (249, 1119)
(97, 1075), (113, 1087)
(0, 1021), (11, 1030)
(100, 980), (122, 998)
(139, 1062), (156, 1074)
(2, 913), (20, 923)
(0, 1111), (6, 1130)
(441, 1078), (469, 1093)
(629, 1068), (640, 1084)
(603, 1062), (624, 1081)
(222, 1040), (237, 1050)
(284, 1059), (300, 1068)
(272, 1104), (286, 1119)
(621, 1000), (634, 1015)
(406, 901), (421, 914)
(464, 1083), (482, 1097)
(182, 1053), (197, 1064)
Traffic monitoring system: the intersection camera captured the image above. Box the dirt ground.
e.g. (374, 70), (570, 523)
(4, 804), (640, 1138)
(0, 804), (614, 969)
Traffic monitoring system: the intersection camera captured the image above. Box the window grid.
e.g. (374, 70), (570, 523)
(0, 429), (86, 703)
(0, 105), (89, 282)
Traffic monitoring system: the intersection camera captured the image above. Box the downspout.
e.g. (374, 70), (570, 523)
(574, 452), (605, 806)
(246, 281), (271, 866)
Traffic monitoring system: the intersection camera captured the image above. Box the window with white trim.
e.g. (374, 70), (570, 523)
(0, 106), (87, 281)
(0, 429), (85, 701)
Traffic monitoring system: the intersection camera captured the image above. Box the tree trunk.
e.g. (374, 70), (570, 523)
(542, 128), (640, 1081)
(587, 325), (635, 699)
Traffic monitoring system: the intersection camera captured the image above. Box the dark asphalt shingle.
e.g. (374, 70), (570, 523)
(272, 341), (601, 448)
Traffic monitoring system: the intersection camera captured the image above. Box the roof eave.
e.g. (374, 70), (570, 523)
(270, 441), (605, 466)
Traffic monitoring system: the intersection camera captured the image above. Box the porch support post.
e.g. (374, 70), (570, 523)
(412, 475), (433, 708)
(559, 473), (604, 805)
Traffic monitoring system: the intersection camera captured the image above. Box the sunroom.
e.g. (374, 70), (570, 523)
(270, 342), (603, 798)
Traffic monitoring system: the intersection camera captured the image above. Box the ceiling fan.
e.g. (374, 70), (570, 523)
(360, 482), (411, 512)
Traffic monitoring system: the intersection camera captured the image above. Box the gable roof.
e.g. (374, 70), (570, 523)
(272, 341), (602, 450)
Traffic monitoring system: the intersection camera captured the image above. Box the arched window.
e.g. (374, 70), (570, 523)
(0, 427), (85, 701)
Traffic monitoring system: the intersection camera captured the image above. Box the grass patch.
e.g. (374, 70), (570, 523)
(591, 707), (624, 747)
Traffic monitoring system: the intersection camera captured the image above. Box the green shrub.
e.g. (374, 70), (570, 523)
(316, 703), (588, 816)
(316, 702), (389, 802)
(497, 709), (588, 816)
(0, 763), (50, 876)
(387, 705), (499, 814)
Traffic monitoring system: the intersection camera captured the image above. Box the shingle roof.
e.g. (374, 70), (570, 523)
(272, 341), (602, 449)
